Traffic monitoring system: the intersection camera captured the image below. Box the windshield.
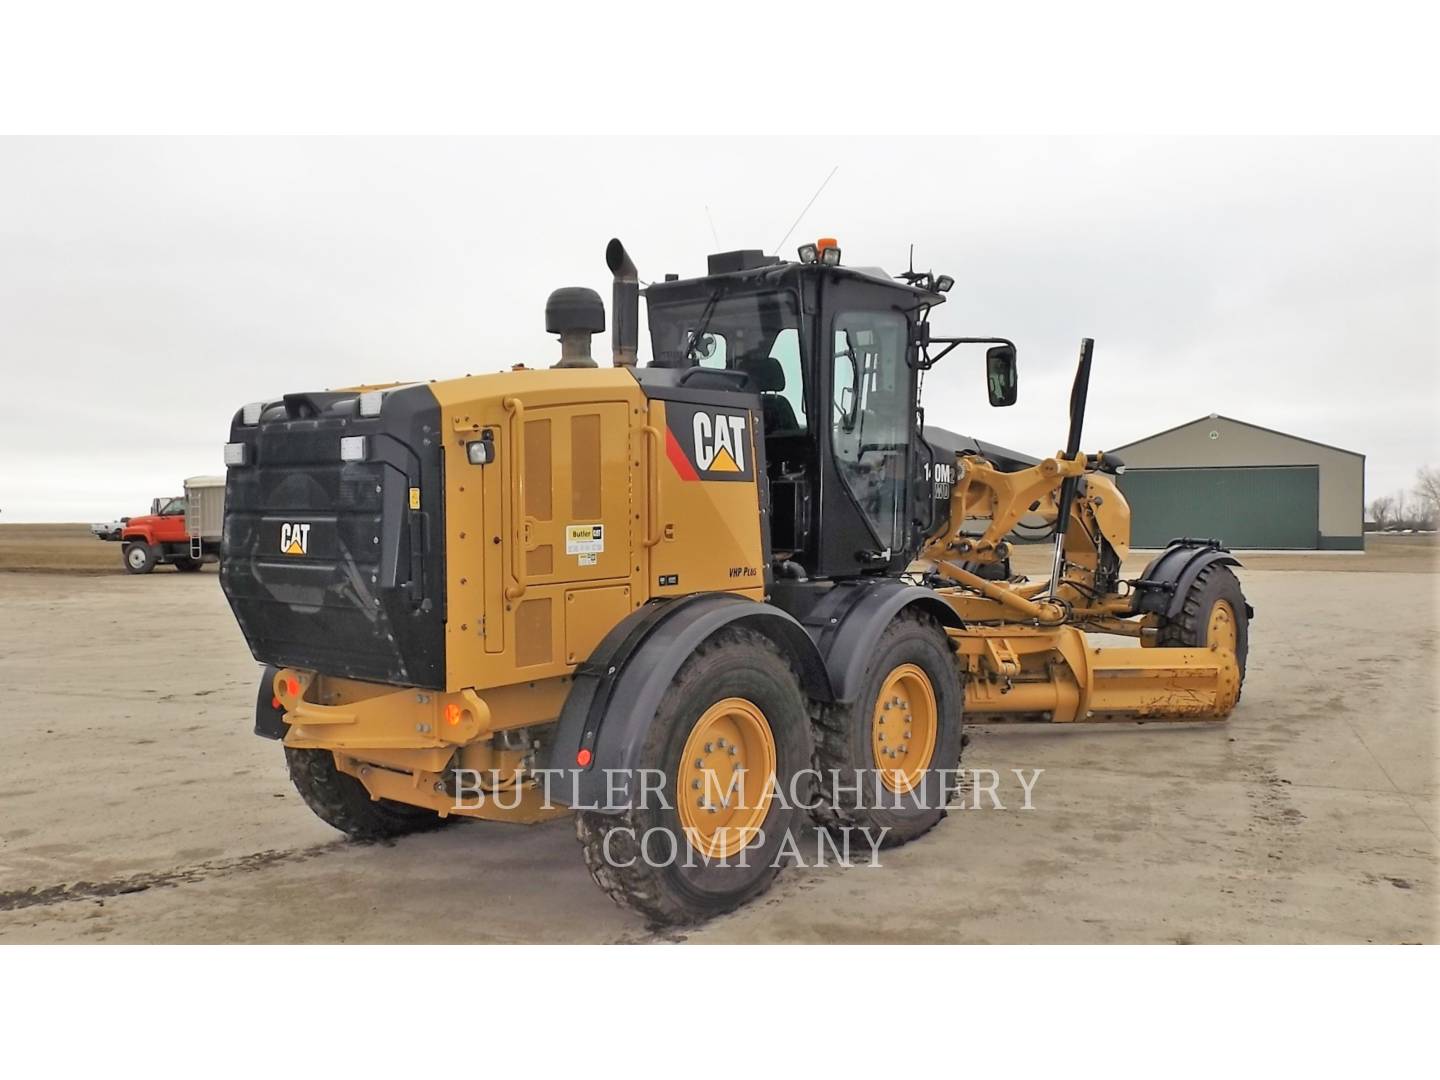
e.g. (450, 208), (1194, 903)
(647, 290), (807, 434)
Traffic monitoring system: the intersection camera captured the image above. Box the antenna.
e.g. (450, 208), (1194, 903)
(771, 164), (840, 255)
(704, 205), (721, 248)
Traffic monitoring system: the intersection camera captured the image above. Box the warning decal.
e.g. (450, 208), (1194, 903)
(566, 524), (605, 556)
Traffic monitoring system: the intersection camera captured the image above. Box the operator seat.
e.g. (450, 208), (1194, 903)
(738, 354), (800, 436)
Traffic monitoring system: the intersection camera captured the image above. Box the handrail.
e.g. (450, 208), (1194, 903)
(504, 397), (527, 600)
(642, 425), (664, 547)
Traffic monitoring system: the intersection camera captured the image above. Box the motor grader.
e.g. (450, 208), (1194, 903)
(220, 236), (1251, 925)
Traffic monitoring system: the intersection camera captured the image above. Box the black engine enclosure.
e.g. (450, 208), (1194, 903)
(220, 385), (447, 689)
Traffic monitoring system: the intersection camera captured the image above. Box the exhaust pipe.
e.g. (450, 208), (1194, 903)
(606, 238), (639, 367)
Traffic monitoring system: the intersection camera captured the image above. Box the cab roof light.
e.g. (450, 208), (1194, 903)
(797, 243), (818, 264)
(223, 442), (249, 467)
(935, 274), (955, 293)
(358, 390), (384, 418)
(241, 401), (265, 425)
(816, 237), (841, 266)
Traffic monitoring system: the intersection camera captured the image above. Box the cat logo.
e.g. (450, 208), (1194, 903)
(663, 402), (754, 483)
(279, 522), (312, 556)
(693, 411), (747, 473)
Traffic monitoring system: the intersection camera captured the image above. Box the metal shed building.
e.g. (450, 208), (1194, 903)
(1109, 415), (1364, 550)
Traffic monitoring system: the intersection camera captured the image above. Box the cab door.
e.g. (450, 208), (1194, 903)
(818, 291), (916, 576)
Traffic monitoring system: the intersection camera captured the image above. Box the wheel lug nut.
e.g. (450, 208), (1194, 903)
(705, 742), (714, 753)
(728, 746), (737, 756)
(692, 779), (701, 790)
(717, 737), (727, 748)
(694, 758), (704, 768)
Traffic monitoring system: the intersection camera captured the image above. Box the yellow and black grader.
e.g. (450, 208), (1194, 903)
(221, 236), (1251, 924)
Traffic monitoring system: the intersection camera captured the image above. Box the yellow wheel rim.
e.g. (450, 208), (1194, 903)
(676, 697), (777, 860)
(1208, 599), (1238, 653)
(871, 664), (938, 794)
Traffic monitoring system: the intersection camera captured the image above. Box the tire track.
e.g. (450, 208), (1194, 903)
(0, 844), (345, 913)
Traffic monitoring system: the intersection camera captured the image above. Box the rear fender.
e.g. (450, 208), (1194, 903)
(1133, 540), (1248, 620)
(544, 593), (831, 811)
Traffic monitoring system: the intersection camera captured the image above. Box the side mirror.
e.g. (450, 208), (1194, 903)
(986, 344), (1018, 407)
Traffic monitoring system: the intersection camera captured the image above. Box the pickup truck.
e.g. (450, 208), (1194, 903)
(89, 516), (131, 541)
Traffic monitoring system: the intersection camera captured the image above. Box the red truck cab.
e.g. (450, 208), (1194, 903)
(120, 496), (203, 574)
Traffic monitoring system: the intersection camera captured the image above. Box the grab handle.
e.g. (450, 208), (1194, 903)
(642, 425), (665, 548)
(504, 397), (528, 600)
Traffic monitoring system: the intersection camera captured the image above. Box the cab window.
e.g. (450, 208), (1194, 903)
(831, 310), (910, 551)
(647, 290), (807, 435)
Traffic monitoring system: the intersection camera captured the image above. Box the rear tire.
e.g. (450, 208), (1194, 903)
(174, 557), (202, 572)
(576, 628), (814, 926)
(810, 611), (964, 847)
(284, 747), (452, 840)
(122, 542), (156, 574)
(1157, 563), (1250, 692)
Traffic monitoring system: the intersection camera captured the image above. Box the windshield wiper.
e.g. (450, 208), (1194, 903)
(683, 286), (727, 364)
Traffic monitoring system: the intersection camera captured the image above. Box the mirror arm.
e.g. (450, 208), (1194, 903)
(914, 332), (1016, 370)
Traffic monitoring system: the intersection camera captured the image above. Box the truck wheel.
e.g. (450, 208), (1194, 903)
(122, 542), (156, 574)
(283, 747), (452, 840)
(575, 628), (814, 926)
(811, 610), (964, 847)
(1157, 563), (1250, 688)
(174, 557), (203, 572)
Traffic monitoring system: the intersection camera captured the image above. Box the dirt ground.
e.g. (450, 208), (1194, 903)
(0, 529), (1435, 943)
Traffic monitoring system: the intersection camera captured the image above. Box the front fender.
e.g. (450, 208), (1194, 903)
(1133, 540), (1245, 620)
(544, 593), (831, 811)
(796, 580), (963, 704)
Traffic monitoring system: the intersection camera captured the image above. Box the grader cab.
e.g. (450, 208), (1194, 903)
(220, 236), (1251, 925)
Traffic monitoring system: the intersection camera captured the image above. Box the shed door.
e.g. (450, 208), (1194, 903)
(1119, 465), (1320, 549)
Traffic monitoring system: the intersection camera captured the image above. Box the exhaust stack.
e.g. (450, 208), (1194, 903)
(606, 238), (639, 367)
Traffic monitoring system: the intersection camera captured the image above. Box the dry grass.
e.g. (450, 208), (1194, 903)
(0, 523), (130, 574)
(1009, 531), (1438, 577)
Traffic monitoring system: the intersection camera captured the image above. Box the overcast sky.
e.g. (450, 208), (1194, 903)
(0, 135), (1435, 521)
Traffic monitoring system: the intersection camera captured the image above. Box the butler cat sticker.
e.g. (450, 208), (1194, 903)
(663, 402), (755, 483)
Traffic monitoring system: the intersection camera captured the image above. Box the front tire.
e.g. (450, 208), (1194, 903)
(1157, 563), (1250, 691)
(811, 611), (964, 846)
(284, 747), (452, 840)
(122, 541), (156, 574)
(576, 628), (814, 926)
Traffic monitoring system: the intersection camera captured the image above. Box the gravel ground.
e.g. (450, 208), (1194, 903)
(0, 533), (1434, 943)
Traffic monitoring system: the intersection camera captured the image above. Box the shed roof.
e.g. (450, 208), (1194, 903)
(1108, 414), (1363, 459)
